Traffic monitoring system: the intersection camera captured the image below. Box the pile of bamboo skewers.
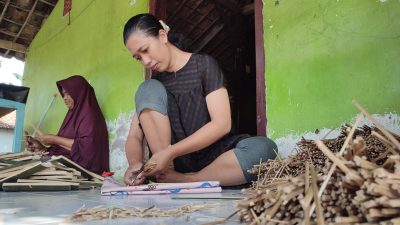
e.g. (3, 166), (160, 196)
(238, 101), (400, 225)
(65, 203), (221, 222)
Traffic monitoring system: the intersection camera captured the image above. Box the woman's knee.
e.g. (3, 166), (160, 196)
(233, 136), (278, 182)
(135, 79), (168, 117)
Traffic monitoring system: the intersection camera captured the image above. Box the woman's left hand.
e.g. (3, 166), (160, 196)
(140, 147), (174, 178)
(37, 134), (56, 145)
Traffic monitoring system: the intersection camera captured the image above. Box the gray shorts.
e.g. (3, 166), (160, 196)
(233, 136), (277, 182)
(135, 79), (168, 117)
(135, 79), (278, 183)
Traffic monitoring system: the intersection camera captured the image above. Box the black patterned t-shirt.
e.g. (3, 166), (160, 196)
(153, 54), (249, 173)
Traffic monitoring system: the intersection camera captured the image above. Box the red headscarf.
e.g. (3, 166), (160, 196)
(48, 75), (109, 174)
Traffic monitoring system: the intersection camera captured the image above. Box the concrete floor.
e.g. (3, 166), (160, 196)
(0, 188), (245, 225)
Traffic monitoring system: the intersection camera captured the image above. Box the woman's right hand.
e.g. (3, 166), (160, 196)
(25, 135), (47, 152)
(124, 164), (145, 186)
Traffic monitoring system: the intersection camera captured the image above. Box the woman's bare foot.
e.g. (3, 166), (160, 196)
(156, 169), (196, 183)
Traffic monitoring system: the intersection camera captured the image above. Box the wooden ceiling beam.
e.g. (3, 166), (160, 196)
(0, 0), (11, 23)
(174, 0), (203, 31)
(0, 28), (17, 37)
(4, 0), (38, 58)
(0, 39), (27, 53)
(186, 4), (215, 37)
(3, 18), (23, 26)
(194, 24), (224, 53)
(189, 17), (219, 46)
(6, 2), (47, 17)
(167, 0), (188, 24)
(39, 0), (55, 7)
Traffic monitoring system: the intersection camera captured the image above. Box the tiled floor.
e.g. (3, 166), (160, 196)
(0, 188), (244, 225)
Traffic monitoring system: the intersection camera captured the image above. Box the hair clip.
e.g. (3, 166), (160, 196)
(159, 20), (170, 33)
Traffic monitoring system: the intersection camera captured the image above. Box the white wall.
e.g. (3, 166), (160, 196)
(0, 129), (14, 153)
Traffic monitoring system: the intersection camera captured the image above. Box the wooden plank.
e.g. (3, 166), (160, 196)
(0, 152), (27, 160)
(32, 170), (70, 176)
(50, 163), (81, 176)
(17, 179), (80, 186)
(49, 156), (104, 181)
(12, 155), (34, 162)
(34, 178), (102, 189)
(2, 182), (72, 191)
(29, 175), (75, 180)
(0, 170), (20, 179)
(0, 40), (27, 53)
(0, 162), (45, 190)
(0, 160), (40, 174)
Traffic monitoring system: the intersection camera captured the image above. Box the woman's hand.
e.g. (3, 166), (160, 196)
(25, 135), (47, 152)
(124, 164), (144, 186)
(140, 147), (175, 178)
(37, 134), (56, 145)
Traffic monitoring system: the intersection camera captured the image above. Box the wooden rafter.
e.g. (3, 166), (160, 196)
(3, 2), (47, 18)
(0, 0), (11, 23)
(3, 18), (23, 26)
(167, 0), (188, 24)
(39, 0), (55, 7)
(174, 0), (203, 31)
(189, 18), (219, 46)
(185, 4), (215, 37)
(194, 24), (224, 53)
(3, 0), (39, 58)
(0, 29), (18, 37)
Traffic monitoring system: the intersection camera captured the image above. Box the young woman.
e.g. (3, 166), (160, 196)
(26, 75), (109, 174)
(123, 13), (277, 186)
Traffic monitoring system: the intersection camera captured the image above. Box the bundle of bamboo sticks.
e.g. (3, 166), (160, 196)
(238, 101), (400, 224)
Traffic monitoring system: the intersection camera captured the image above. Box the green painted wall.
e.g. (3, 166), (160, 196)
(263, 0), (400, 138)
(23, 0), (400, 146)
(24, 0), (148, 133)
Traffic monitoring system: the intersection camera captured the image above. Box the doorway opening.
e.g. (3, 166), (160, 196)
(150, 0), (266, 136)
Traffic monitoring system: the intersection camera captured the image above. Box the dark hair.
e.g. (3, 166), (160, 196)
(123, 13), (163, 45)
(123, 13), (189, 51)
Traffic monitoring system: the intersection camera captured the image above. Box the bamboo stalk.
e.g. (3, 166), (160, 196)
(310, 165), (324, 225)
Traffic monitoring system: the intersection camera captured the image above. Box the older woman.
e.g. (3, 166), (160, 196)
(28, 75), (109, 174)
